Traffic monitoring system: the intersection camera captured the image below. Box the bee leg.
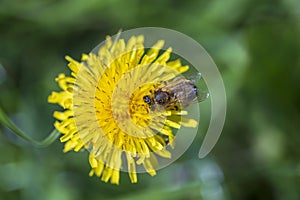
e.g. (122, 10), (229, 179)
(170, 105), (179, 111)
(150, 105), (156, 111)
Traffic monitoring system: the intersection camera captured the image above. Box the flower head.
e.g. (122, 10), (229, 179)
(48, 34), (198, 184)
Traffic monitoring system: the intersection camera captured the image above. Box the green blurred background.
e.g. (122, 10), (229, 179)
(1, 0), (300, 199)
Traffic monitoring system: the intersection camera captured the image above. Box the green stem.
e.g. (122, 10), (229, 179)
(0, 107), (60, 147)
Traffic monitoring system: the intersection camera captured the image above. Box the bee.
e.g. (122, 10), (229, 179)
(143, 73), (209, 111)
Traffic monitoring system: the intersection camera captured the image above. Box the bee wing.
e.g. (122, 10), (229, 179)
(189, 72), (202, 84)
(185, 72), (209, 102)
(164, 72), (201, 85)
(196, 89), (210, 102)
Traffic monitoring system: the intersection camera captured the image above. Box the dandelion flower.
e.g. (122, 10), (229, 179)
(48, 34), (198, 184)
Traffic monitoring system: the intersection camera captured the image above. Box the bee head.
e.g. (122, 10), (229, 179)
(143, 95), (152, 105)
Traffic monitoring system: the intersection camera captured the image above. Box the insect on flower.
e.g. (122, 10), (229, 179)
(48, 30), (208, 185)
(143, 73), (209, 111)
